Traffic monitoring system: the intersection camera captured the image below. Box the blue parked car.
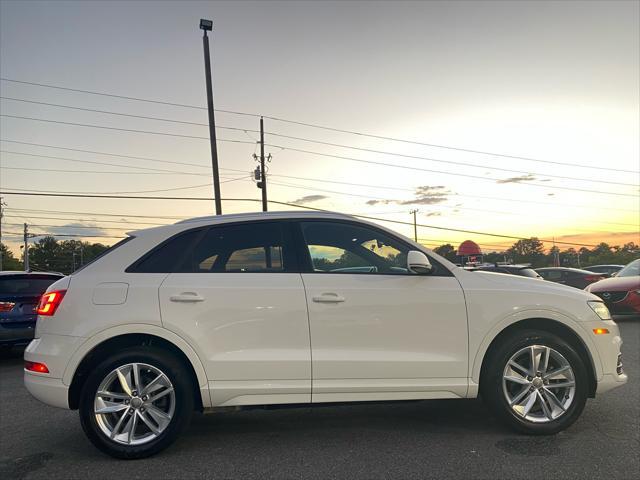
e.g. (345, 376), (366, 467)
(0, 271), (64, 348)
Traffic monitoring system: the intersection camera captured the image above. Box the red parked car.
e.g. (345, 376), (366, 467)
(585, 259), (640, 317)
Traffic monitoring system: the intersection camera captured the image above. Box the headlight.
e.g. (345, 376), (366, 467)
(588, 301), (611, 320)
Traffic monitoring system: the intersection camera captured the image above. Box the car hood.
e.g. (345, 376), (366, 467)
(585, 276), (640, 293)
(464, 270), (600, 300)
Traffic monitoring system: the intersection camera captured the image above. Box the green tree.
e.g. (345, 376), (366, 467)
(507, 238), (546, 267)
(433, 244), (457, 262)
(0, 242), (22, 271)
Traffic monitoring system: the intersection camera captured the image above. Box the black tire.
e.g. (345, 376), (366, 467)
(481, 329), (588, 435)
(79, 346), (194, 459)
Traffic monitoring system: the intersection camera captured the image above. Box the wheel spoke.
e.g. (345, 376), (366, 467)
(109, 407), (131, 439)
(120, 411), (135, 444)
(128, 411), (138, 444)
(546, 380), (575, 389)
(529, 346), (537, 376)
(141, 373), (165, 396)
(148, 386), (174, 403)
(97, 391), (129, 400)
(521, 391), (537, 417)
(138, 410), (161, 435)
(537, 390), (554, 420)
(509, 386), (531, 406)
(540, 347), (550, 376)
(132, 363), (142, 392)
(146, 404), (171, 429)
(504, 374), (529, 385)
(508, 360), (529, 377)
(542, 388), (566, 412)
(95, 400), (129, 414)
(544, 365), (571, 380)
(116, 368), (133, 396)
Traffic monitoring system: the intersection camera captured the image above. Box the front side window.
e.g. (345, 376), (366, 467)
(300, 221), (409, 274)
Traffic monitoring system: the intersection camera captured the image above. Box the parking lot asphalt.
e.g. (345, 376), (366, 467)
(1, 320), (638, 480)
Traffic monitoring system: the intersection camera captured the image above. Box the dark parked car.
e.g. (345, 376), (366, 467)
(0, 271), (64, 348)
(585, 259), (640, 317)
(535, 267), (606, 289)
(584, 264), (624, 277)
(468, 264), (542, 279)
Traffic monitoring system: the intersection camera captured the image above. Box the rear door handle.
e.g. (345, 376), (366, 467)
(312, 293), (345, 304)
(170, 292), (205, 303)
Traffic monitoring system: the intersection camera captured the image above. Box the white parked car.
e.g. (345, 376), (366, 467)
(24, 212), (627, 458)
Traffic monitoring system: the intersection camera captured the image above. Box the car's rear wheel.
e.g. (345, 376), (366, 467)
(79, 346), (193, 459)
(482, 329), (588, 435)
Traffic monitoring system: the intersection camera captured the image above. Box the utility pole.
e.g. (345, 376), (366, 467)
(259, 117), (268, 212)
(410, 209), (419, 242)
(200, 18), (222, 215)
(23, 223), (29, 272)
(0, 196), (5, 271)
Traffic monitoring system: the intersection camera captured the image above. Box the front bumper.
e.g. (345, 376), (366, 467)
(579, 319), (628, 394)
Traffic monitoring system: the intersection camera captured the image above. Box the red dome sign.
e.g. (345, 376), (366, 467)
(457, 240), (482, 256)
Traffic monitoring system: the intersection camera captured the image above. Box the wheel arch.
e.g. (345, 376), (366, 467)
(476, 317), (599, 398)
(65, 326), (210, 410)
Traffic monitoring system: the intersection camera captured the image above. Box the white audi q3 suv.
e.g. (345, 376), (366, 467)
(24, 212), (627, 458)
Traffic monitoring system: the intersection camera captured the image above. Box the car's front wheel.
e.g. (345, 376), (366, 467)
(79, 346), (194, 459)
(482, 329), (588, 435)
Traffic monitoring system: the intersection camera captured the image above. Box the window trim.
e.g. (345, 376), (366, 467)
(126, 220), (300, 274)
(293, 219), (453, 277)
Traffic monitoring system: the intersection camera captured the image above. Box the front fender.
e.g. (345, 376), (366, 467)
(470, 308), (603, 385)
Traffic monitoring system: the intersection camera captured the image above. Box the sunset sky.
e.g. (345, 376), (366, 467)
(1, 0), (638, 255)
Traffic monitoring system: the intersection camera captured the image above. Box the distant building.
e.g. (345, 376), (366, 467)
(457, 240), (483, 266)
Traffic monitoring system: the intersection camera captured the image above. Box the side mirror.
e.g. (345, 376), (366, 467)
(407, 250), (433, 275)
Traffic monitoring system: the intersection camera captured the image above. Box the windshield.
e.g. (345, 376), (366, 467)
(519, 268), (541, 278)
(617, 259), (640, 277)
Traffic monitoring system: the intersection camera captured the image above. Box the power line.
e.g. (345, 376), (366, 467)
(0, 77), (257, 117)
(3, 77), (633, 175)
(0, 114), (258, 143)
(4, 96), (629, 187)
(0, 150), (211, 175)
(3, 139), (634, 212)
(1, 165), (200, 176)
(5, 176), (247, 196)
(3, 214), (164, 227)
(267, 144), (639, 198)
(6, 207), (189, 220)
(265, 131), (637, 186)
(0, 190), (603, 247)
(262, 116), (639, 174)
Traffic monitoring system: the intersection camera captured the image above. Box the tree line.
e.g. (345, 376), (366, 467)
(434, 238), (639, 268)
(1, 237), (109, 274)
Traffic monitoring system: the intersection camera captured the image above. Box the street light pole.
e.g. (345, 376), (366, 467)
(200, 18), (222, 215)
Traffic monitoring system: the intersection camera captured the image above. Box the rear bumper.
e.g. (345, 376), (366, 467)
(0, 323), (35, 345)
(24, 371), (69, 409)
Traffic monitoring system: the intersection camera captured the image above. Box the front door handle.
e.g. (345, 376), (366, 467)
(312, 293), (345, 304)
(170, 292), (205, 303)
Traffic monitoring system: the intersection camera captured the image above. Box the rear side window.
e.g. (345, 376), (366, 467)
(127, 229), (203, 273)
(186, 222), (289, 273)
(128, 222), (294, 273)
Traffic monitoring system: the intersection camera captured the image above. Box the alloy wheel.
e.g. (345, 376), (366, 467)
(94, 363), (176, 445)
(502, 345), (576, 423)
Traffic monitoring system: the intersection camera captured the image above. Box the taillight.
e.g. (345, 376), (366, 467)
(25, 361), (49, 373)
(37, 290), (66, 316)
(0, 302), (16, 312)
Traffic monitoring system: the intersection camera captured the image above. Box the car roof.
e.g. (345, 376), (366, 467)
(127, 210), (360, 237)
(174, 210), (353, 225)
(0, 271), (64, 277)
